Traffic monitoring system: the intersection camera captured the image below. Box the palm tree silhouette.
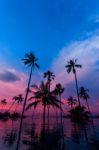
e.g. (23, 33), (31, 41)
(26, 81), (61, 125)
(7, 94), (23, 112)
(44, 70), (55, 91)
(16, 52), (39, 150)
(65, 59), (82, 106)
(13, 94), (24, 113)
(67, 96), (77, 109)
(79, 86), (90, 112)
(53, 83), (64, 122)
(0, 99), (7, 111)
(44, 70), (55, 123)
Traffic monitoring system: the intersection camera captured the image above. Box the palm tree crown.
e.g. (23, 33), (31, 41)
(67, 96), (77, 109)
(26, 81), (61, 110)
(44, 70), (55, 83)
(53, 83), (64, 96)
(1, 99), (7, 105)
(65, 59), (82, 74)
(79, 87), (90, 100)
(22, 52), (39, 68)
(13, 94), (24, 104)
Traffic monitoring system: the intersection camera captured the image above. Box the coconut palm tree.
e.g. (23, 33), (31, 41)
(44, 70), (55, 91)
(67, 96), (77, 109)
(16, 52), (39, 150)
(53, 83), (64, 120)
(65, 59), (82, 106)
(79, 86), (90, 112)
(44, 70), (55, 122)
(8, 94), (23, 112)
(0, 99), (7, 111)
(26, 81), (61, 125)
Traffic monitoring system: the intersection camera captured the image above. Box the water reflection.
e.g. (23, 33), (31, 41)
(2, 120), (17, 148)
(23, 120), (66, 150)
(0, 117), (99, 150)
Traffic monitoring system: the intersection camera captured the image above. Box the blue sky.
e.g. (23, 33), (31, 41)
(0, 0), (99, 69)
(0, 0), (99, 112)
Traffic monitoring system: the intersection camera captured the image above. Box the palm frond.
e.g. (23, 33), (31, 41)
(26, 100), (40, 111)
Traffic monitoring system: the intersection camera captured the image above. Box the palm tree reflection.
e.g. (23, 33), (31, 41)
(2, 121), (17, 148)
(23, 122), (66, 150)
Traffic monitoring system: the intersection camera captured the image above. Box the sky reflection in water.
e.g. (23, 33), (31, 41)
(0, 116), (99, 150)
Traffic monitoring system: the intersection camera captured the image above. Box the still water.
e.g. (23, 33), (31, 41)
(0, 116), (99, 150)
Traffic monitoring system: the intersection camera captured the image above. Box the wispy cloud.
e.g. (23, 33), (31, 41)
(51, 33), (99, 105)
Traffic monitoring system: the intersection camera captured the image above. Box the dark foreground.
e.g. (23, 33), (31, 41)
(0, 116), (99, 150)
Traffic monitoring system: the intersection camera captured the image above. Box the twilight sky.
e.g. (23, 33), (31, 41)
(0, 0), (99, 112)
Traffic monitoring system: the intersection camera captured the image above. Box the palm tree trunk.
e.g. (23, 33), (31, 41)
(56, 108), (58, 125)
(1, 105), (4, 111)
(74, 72), (81, 106)
(43, 104), (46, 126)
(47, 105), (50, 128)
(14, 103), (18, 113)
(7, 101), (16, 112)
(16, 65), (33, 150)
(86, 99), (90, 113)
(60, 95), (63, 124)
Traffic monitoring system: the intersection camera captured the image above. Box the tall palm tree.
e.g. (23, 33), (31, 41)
(16, 52), (39, 150)
(26, 81), (61, 125)
(44, 70), (55, 122)
(44, 70), (55, 91)
(79, 86), (90, 112)
(0, 99), (7, 111)
(65, 59), (82, 106)
(67, 96), (77, 109)
(53, 83), (64, 119)
(13, 94), (24, 113)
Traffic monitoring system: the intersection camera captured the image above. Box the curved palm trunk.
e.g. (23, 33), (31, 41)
(7, 101), (16, 112)
(16, 65), (33, 150)
(74, 72), (81, 106)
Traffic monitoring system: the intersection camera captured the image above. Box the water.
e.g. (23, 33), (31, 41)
(0, 116), (99, 150)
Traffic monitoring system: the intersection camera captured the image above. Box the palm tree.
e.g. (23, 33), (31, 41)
(65, 59), (82, 106)
(13, 94), (24, 113)
(7, 94), (23, 112)
(0, 99), (7, 111)
(26, 81), (61, 125)
(67, 96), (77, 109)
(79, 86), (90, 112)
(44, 70), (55, 122)
(16, 52), (39, 150)
(44, 70), (55, 91)
(53, 84), (64, 120)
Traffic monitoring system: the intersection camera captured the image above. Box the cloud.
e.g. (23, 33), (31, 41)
(0, 68), (27, 100)
(51, 33), (99, 108)
(0, 69), (20, 82)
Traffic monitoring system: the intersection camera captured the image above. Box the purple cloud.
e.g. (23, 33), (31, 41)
(0, 70), (20, 82)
